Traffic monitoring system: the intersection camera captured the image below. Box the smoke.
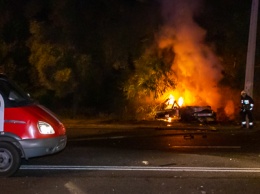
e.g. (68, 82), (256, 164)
(157, 0), (235, 119)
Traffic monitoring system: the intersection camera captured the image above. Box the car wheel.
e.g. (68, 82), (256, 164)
(0, 142), (21, 177)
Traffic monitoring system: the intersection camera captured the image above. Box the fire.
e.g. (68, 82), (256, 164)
(155, 0), (237, 119)
(165, 94), (184, 108)
(178, 97), (184, 107)
(168, 94), (174, 105)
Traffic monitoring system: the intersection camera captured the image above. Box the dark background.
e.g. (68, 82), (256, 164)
(0, 0), (258, 120)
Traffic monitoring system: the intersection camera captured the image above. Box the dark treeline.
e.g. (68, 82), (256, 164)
(0, 0), (257, 119)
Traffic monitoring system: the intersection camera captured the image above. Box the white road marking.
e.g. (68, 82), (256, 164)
(20, 165), (260, 173)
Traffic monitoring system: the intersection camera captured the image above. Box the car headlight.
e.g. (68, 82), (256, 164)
(37, 121), (55, 134)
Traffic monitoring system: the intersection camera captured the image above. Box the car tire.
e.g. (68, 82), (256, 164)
(0, 142), (21, 177)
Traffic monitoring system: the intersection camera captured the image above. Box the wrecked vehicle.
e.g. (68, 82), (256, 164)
(179, 106), (217, 123)
(155, 96), (217, 123)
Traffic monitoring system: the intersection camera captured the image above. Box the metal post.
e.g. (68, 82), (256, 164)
(245, 0), (259, 97)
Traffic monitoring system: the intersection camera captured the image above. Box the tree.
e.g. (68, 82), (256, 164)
(123, 46), (176, 119)
(28, 21), (92, 116)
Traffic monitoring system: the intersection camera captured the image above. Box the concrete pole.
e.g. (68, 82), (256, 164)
(245, 0), (259, 97)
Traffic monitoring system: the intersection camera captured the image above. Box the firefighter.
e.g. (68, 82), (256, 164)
(240, 90), (254, 128)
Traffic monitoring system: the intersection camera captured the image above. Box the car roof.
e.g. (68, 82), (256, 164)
(0, 74), (8, 80)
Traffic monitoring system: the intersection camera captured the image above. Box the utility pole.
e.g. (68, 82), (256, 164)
(244, 0), (259, 97)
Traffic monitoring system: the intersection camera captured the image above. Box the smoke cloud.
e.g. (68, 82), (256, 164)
(157, 0), (235, 119)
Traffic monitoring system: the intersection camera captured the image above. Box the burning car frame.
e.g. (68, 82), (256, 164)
(155, 95), (217, 123)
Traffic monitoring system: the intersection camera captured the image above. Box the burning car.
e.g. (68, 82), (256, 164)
(179, 105), (216, 123)
(155, 95), (217, 123)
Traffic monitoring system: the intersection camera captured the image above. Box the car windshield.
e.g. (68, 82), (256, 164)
(0, 78), (34, 107)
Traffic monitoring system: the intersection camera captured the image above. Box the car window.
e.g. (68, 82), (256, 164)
(0, 79), (33, 107)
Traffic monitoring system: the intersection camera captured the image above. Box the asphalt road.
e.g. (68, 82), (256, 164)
(2, 120), (260, 194)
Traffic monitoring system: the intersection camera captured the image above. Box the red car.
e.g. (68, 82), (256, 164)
(0, 74), (67, 176)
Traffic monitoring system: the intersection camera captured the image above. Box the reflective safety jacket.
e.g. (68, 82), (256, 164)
(241, 95), (254, 111)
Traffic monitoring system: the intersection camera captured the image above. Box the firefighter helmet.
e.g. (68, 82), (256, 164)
(241, 90), (246, 95)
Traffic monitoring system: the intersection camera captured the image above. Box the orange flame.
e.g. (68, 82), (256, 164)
(178, 97), (184, 107)
(168, 94), (174, 105)
(156, 0), (236, 119)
